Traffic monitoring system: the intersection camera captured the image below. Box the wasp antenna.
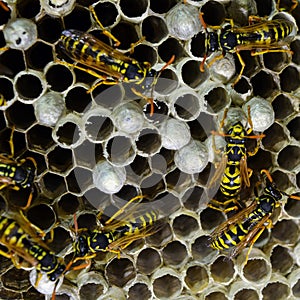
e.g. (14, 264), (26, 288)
(245, 134), (266, 139)
(73, 213), (78, 235)
(288, 194), (300, 201)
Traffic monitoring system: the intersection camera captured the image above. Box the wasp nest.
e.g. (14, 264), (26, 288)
(0, 0), (299, 299)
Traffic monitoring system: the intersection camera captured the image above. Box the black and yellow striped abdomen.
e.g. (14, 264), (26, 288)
(0, 216), (65, 281)
(221, 19), (294, 52)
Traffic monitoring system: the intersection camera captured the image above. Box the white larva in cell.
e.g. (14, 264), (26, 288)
(166, 3), (201, 41)
(3, 18), (37, 50)
(93, 161), (126, 194)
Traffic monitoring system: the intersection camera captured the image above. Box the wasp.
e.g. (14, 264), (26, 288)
(57, 28), (174, 116)
(200, 14), (295, 85)
(0, 94), (6, 106)
(207, 107), (265, 213)
(0, 1), (9, 12)
(69, 196), (162, 267)
(0, 128), (37, 209)
(0, 213), (66, 283)
(210, 169), (300, 263)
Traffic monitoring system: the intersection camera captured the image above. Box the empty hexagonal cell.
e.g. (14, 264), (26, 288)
(126, 155), (151, 181)
(241, 257), (271, 284)
(181, 59), (206, 88)
(131, 43), (157, 66)
(200, 207), (225, 231)
(79, 282), (105, 300)
(47, 146), (73, 173)
(26, 124), (54, 152)
(271, 170), (291, 191)
(92, 1), (119, 28)
(65, 86), (92, 114)
(105, 258), (136, 287)
(47, 226), (72, 253)
(0, 77), (14, 104)
(263, 52), (290, 73)
(151, 148), (175, 174)
(262, 122), (288, 152)
(1, 268), (30, 291)
(105, 135), (136, 167)
(165, 168), (192, 193)
(55, 119), (82, 148)
(58, 193), (80, 216)
(272, 94), (294, 120)
(191, 235), (216, 262)
(25, 41), (53, 70)
(113, 184), (139, 202)
(200, 1), (226, 26)
(136, 248), (162, 275)
(140, 173), (165, 199)
(280, 66), (300, 92)
(211, 256), (236, 284)
(277, 145), (300, 171)
(248, 148), (272, 170)
(172, 214), (199, 238)
(66, 167), (93, 194)
(251, 71), (277, 98)
(142, 15), (168, 44)
(0, 49), (26, 77)
(262, 281), (290, 300)
(5, 101), (36, 129)
(76, 213), (97, 231)
(120, 0), (148, 19)
(45, 64), (74, 92)
(272, 219), (299, 244)
(64, 5), (91, 31)
(111, 22), (139, 50)
(136, 128), (161, 156)
(158, 38), (184, 63)
(146, 223), (173, 248)
(153, 273), (182, 299)
(128, 283), (151, 300)
(41, 172), (67, 198)
(37, 15), (63, 43)
(162, 240), (188, 266)
(203, 86), (229, 113)
(230, 284), (259, 300)
(287, 117), (300, 141)
(26, 203), (56, 230)
(271, 245), (294, 275)
(185, 265), (209, 292)
(284, 193), (300, 218)
(73, 139), (103, 168)
(204, 290), (229, 300)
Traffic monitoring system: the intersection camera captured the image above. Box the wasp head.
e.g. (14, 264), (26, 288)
(226, 122), (247, 143)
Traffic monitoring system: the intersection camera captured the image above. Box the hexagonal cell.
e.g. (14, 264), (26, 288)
(63, 5), (91, 31)
(76, 212), (98, 231)
(41, 172), (67, 198)
(92, 1), (119, 27)
(165, 168), (192, 194)
(45, 64), (74, 92)
(271, 170), (291, 191)
(272, 94), (294, 120)
(191, 235), (216, 262)
(287, 117), (300, 141)
(158, 38), (184, 63)
(247, 148), (272, 171)
(0, 49), (26, 77)
(182, 60), (206, 88)
(136, 248), (161, 275)
(26, 124), (55, 153)
(128, 283), (151, 300)
(204, 86), (229, 113)
(263, 52), (290, 73)
(200, 207), (225, 231)
(292, 277), (300, 298)
(182, 186), (205, 211)
(5, 101), (36, 129)
(251, 70), (277, 98)
(0, 127), (26, 156)
(280, 66), (300, 92)
(271, 245), (294, 275)
(277, 145), (300, 171)
(262, 122), (288, 152)
(242, 257), (271, 283)
(46, 226), (72, 253)
(105, 258), (136, 287)
(201, 1), (226, 26)
(111, 22), (139, 50)
(261, 281), (290, 300)
(65, 86), (92, 114)
(136, 128), (162, 156)
(162, 241), (188, 266)
(113, 184), (139, 202)
(151, 148), (175, 174)
(172, 214), (199, 237)
(26, 203), (56, 230)
(272, 219), (299, 245)
(37, 15), (63, 43)
(47, 146), (73, 173)
(211, 256), (235, 284)
(185, 265), (209, 292)
(57, 193), (80, 216)
(285, 193), (300, 218)
(79, 282), (105, 300)
(140, 173), (165, 199)
(1, 268), (30, 291)
(142, 15), (168, 44)
(0, 77), (14, 104)
(232, 288), (259, 300)
(153, 273), (182, 299)
(146, 223), (173, 248)
(25, 41), (53, 70)
(119, 0), (148, 19)
(66, 167), (93, 194)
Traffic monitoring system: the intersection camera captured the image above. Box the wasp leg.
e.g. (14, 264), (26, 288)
(131, 87), (154, 116)
(277, 0), (298, 12)
(129, 36), (146, 55)
(87, 79), (117, 93)
(105, 195), (145, 225)
(89, 5), (120, 47)
(208, 199), (239, 213)
(0, 1), (9, 11)
(0, 248), (13, 259)
(232, 50), (245, 86)
(8, 126), (16, 158)
(251, 48), (293, 56)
